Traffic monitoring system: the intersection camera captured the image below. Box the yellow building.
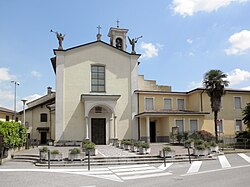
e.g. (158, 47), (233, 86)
(22, 26), (250, 145)
(0, 107), (21, 122)
(137, 75), (250, 142)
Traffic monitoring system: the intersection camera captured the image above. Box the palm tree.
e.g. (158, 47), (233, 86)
(242, 103), (250, 130)
(203, 70), (229, 143)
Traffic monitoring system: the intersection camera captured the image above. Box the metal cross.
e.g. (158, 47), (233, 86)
(116, 19), (120, 28)
(97, 25), (102, 34)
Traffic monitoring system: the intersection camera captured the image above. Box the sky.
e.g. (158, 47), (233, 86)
(1, 0), (250, 111)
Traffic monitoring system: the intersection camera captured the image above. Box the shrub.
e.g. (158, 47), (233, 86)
(82, 139), (91, 148)
(235, 131), (250, 139)
(198, 130), (215, 142)
(189, 130), (215, 142)
(69, 148), (80, 154)
(51, 150), (60, 154)
(194, 139), (204, 146)
(122, 140), (132, 145)
(183, 131), (189, 141)
(210, 141), (218, 147)
(203, 141), (210, 148)
(195, 144), (206, 150)
(84, 142), (95, 150)
(140, 143), (150, 148)
(163, 146), (172, 152)
(177, 133), (183, 143)
(40, 147), (48, 153)
(185, 139), (194, 144)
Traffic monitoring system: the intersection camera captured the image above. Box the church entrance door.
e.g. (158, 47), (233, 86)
(40, 132), (47, 144)
(91, 118), (106, 145)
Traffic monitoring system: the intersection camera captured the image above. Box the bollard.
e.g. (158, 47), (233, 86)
(163, 150), (166, 167)
(88, 150), (90, 171)
(48, 150), (51, 169)
(187, 146), (191, 164)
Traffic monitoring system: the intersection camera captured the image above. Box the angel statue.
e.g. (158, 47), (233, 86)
(128, 36), (142, 54)
(51, 29), (65, 50)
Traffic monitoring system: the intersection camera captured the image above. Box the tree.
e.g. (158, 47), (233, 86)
(203, 70), (229, 143)
(0, 121), (27, 148)
(242, 103), (250, 130)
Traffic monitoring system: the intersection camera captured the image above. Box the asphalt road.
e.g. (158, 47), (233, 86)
(0, 153), (250, 187)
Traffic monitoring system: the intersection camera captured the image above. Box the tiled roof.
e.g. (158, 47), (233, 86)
(0, 107), (14, 114)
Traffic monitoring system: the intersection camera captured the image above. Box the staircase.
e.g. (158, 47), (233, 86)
(12, 154), (40, 163)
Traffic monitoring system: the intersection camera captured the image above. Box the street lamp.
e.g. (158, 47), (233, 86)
(11, 81), (20, 121)
(21, 99), (27, 125)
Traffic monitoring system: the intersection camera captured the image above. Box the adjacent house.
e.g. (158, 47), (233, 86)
(0, 107), (20, 122)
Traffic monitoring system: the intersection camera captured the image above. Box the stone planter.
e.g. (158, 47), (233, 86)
(139, 147), (151, 154)
(124, 144), (130, 150)
(184, 142), (194, 148)
(159, 150), (175, 158)
(130, 145), (138, 152)
(68, 153), (85, 161)
(120, 144), (124, 149)
(50, 153), (63, 161)
(193, 148), (209, 156)
(116, 142), (121, 148)
(85, 149), (98, 156)
(210, 146), (219, 153)
(40, 152), (48, 160)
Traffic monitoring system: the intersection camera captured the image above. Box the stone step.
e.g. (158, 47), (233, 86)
(14, 154), (40, 158)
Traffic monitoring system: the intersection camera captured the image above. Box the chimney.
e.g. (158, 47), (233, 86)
(47, 87), (52, 95)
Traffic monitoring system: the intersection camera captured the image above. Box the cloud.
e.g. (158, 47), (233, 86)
(24, 94), (43, 103)
(186, 38), (193, 44)
(226, 68), (250, 86)
(188, 68), (250, 90)
(17, 94), (43, 111)
(0, 89), (14, 101)
(241, 86), (250, 90)
(171, 0), (249, 17)
(188, 80), (203, 89)
(189, 52), (195, 56)
(225, 30), (250, 55)
(31, 70), (42, 78)
(140, 42), (162, 59)
(0, 68), (16, 82)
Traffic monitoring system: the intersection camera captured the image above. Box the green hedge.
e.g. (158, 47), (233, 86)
(0, 121), (27, 148)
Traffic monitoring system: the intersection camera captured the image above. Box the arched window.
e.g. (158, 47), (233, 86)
(40, 113), (48, 122)
(115, 38), (123, 50)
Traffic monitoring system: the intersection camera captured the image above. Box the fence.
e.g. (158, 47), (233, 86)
(218, 136), (250, 149)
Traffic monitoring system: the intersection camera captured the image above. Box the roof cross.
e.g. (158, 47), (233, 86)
(116, 19), (120, 28)
(97, 25), (102, 35)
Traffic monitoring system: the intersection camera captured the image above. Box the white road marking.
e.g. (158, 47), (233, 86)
(97, 150), (107, 157)
(116, 169), (163, 176)
(187, 161), (202, 174)
(218, 155), (231, 168)
(181, 164), (250, 177)
(158, 163), (173, 170)
(110, 166), (155, 173)
(108, 164), (149, 169)
(238, 153), (250, 163)
(121, 172), (172, 180)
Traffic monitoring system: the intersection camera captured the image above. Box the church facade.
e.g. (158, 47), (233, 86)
(51, 27), (140, 144)
(23, 26), (250, 145)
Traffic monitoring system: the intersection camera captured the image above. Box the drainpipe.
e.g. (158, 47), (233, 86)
(200, 89), (205, 112)
(137, 92), (140, 141)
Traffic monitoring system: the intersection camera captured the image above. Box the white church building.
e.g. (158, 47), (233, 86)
(51, 26), (140, 144)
